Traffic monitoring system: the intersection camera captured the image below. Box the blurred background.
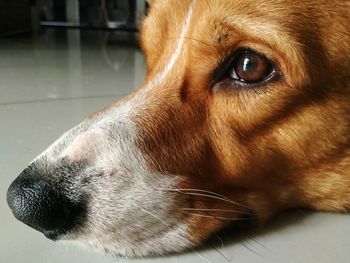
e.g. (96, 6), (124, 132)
(0, 0), (147, 109)
(0, 0), (146, 35)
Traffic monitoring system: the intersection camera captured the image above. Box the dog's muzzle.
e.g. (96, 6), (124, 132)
(7, 169), (84, 240)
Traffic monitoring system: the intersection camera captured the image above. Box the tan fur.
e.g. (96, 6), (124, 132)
(8, 1), (350, 255)
(134, 0), (350, 243)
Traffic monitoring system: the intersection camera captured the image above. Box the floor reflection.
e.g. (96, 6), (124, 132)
(0, 29), (146, 105)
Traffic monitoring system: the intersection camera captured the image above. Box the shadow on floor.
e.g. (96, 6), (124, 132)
(196, 208), (312, 253)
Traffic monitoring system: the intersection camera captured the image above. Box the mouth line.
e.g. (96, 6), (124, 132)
(198, 212), (256, 247)
(44, 230), (63, 241)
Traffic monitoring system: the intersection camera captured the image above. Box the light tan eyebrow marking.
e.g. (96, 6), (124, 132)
(144, 0), (197, 91)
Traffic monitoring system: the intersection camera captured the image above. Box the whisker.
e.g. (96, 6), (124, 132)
(195, 251), (214, 263)
(214, 247), (231, 262)
(128, 221), (183, 253)
(134, 204), (222, 261)
(182, 207), (245, 213)
(178, 192), (235, 206)
(248, 234), (274, 255)
(183, 212), (252, 221)
(203, 0), (218, 32)
(169, 188), (243, 203)
(216, 234), (225, 250)
(161, 188), (251, 209)
(134, 203), (169, 227)
(167, 36), (215, 48)
(241, 240), (262, 257)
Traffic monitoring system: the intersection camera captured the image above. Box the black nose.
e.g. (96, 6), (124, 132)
(7, 175), (83, 240)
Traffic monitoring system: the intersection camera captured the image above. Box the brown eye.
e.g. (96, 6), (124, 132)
(230, 50), (273, 83)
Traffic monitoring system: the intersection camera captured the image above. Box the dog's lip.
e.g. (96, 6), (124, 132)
(43, 230), (63, 241)
(201, 211), (256, 246)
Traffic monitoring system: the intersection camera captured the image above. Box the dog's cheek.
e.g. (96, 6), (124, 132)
(184, 191), (280, 244)
(187, 216), (227, 244)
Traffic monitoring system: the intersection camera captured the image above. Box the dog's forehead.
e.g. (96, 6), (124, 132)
(143, 0), (348, 89)
(145, 0), (346, 47)
(147, 0), (317, 27)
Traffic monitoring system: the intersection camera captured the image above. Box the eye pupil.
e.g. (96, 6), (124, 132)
(231, 51), (272, 83)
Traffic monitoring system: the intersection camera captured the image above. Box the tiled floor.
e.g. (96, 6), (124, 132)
(1, 30), (349, 263)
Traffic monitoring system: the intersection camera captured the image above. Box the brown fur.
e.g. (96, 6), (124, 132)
(130, 0), (350, 243)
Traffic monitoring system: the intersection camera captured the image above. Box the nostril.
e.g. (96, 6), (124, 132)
(7, 176), (83, 239)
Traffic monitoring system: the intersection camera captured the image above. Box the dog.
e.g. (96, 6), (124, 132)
(7, 0), (350, 257)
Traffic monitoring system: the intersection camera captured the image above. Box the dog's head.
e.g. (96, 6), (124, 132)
(7, 0), (350, 257)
